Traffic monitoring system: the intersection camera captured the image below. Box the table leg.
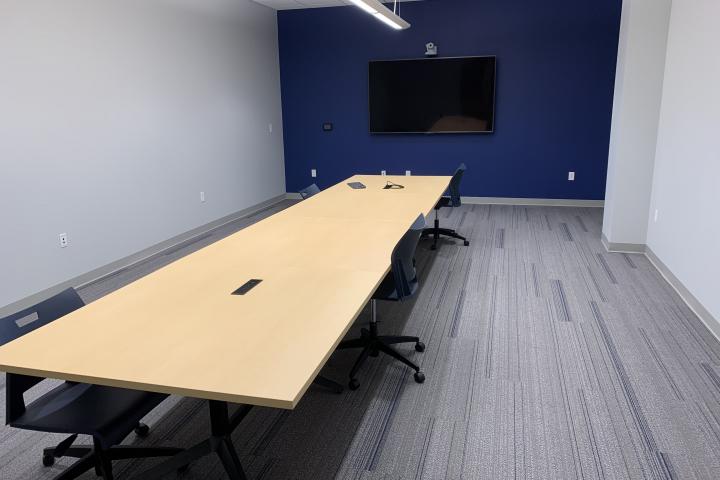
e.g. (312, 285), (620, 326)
(313, 374), (344, 393)
(133, 400), (251, 480)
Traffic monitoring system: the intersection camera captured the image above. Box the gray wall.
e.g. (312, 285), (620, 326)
(0, 0), (286, 310)
(647, 0), (720, 320)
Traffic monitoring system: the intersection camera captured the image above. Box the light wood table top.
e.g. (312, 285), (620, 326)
(0, 175), (451, 409)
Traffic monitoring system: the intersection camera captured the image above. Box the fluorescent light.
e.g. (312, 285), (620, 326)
(348, 0), (377, 15)
(373, 12), (404, 30)
(347, 0), (411, 30)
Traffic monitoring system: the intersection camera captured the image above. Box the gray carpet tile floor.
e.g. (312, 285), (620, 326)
(2, 201), (720, 479)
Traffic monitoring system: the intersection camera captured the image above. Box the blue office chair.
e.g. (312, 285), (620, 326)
(423, 163), (470, 250)
(337, 214), (427, 390)
(299, 183), (321, 199)
(1, 288), (182, 480)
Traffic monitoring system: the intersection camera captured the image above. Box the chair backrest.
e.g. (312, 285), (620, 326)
(448, 163), (466, 207)
(1, 287), (85, 423)
(390, 214), (426, 300)
(0, 287), (84, 347)
(299, 183), (321, 200)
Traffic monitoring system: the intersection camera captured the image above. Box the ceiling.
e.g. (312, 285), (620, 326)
(253, 0), (419, 11)
(254, 0), (351, 9)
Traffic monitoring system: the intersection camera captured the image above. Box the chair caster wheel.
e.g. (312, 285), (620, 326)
(349, 378), (360, 390)
(414, 372), (426, 384)
(415, 342), (426, 352)
(42, 453), (55, 467)
(134, 423), (150, 437)
(464, 240), (470, 246)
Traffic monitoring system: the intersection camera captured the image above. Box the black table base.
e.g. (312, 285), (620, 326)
(135, 401), (252, 480)
(133, 375), (343, 479)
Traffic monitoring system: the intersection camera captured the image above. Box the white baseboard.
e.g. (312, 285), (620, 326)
(0, 194), (288, 318)
(600, 235), (720, 343)
(461, 196), (604, 207)
(601, 233), (647, 253)
(644, 247), (720, 343)
(286, 192), (303, 200)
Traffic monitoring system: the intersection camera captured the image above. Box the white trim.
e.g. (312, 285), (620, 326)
(285, 192), (303, 200)
(645, 247), (720, 343)
(0, 194), (288, 318)
(600, 237), (719, 342)
(601, 233), (647, 253)
(461, 196), (604, 207)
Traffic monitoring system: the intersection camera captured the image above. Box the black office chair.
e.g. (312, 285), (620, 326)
(299, 183), (321, 199)
(1, 288), (182, 480)
(423, 163), (470, 250)
(337, 214), (427, 390)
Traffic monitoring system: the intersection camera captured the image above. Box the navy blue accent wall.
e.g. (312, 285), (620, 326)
(278, 0), (621, 199)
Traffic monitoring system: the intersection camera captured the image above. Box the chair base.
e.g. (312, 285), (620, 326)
(422, 215), (469, 250)
(422, 227), (470, 250)
(42, 430), (183, 480)
(337, 322), (426, 390)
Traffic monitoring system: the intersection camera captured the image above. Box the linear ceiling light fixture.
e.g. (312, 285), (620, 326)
(347, 0), (411, 30)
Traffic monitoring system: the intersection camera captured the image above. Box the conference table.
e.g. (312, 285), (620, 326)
(0, 174), (451, 479)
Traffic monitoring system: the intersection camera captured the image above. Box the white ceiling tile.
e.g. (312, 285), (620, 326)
(256, 0), (303, 9)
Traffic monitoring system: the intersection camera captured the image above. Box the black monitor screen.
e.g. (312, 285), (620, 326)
(369, 56), (496, 134)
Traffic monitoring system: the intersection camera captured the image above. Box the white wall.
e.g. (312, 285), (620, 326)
(0, 0), (286, 310)
(647, 0), (720, 320)
(602, 0), (671, 247)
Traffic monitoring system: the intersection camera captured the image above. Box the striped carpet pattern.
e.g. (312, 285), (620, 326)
(2, 201), (720, 479)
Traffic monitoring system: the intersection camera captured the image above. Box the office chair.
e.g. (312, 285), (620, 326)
(337, 214), (427, 390)
(1, 288), (182, 480)
(423, 163), (470, 250)
(299, 183), (321, 199)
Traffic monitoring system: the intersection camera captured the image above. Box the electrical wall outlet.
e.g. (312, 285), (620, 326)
(381, 170), (387, 176)
(59, 233), (68, 248)
(568, 171), (575, 181)
(654, 209), (659, 222)
(200, 191), (205, 202)
(405, 170), (411, 176)
(311, 169), (317, 178)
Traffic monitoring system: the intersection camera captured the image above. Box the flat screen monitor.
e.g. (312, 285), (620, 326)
(369, 56), (496, 134)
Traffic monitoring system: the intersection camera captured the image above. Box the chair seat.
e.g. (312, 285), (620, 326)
(10, 382), (167, 448)
(435, 197), (452, 210)
(434, 196), (453, 209)
(372, 272), (418, 302)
